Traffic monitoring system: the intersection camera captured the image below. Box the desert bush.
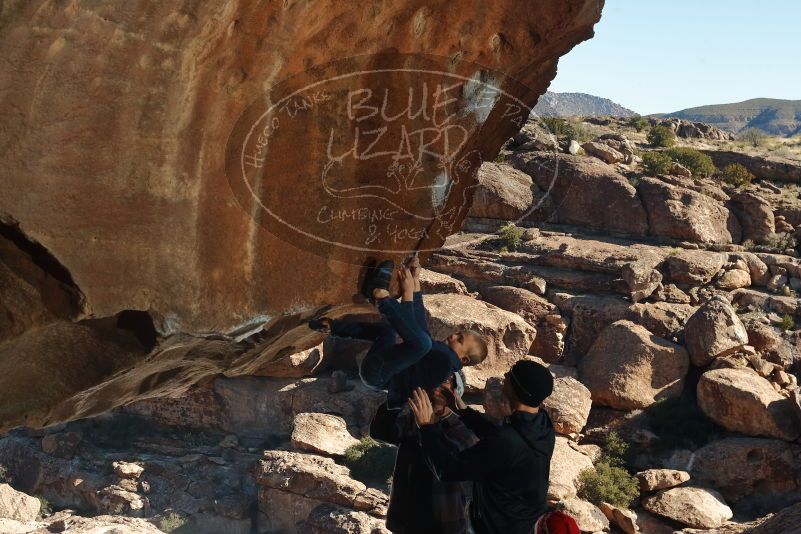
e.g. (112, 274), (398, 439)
(494, 152), (507, 163)
(762, 232), (797, 250)
(577, 432), (639, 508)
(38, 497), (52, 518)
(541, 117), (570, 137)
(739, 128), (766, 148)
(627, 114), (649, 132)
(540, 117), (592, 143)
(647, 396), (718, 449)
(665, 147), (717, 177)
(498, 223), (525, 251)
(343, 437), (396, 485)
(641, 151), (672, 175)
(647, 125), (676, 147)
(717, 163), (754, 187)
(779, 314), (795, 331)
(159, 512), (187, 533)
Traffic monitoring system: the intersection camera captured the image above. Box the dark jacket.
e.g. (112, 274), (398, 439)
(371, 404), (477, 534)
(420, 408), (556, 534)
(387, 292), (462, 408)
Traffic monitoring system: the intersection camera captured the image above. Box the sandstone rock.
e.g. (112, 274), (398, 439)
(249, 341), (325, 378)
(622, 261), (663, 303)
(692, 437), (801, 506)
(125, 374), (385, 441)
(291, 413), (360, 457)
(113, 461), (144, 479)
(697, 368), (801, 441)
(530, 315), (567, 363)
(638, 178), (740, 244)
(541, 377), (592, 435)
(255, 450), (387, 517)
(0, 484), (40, 522)
(636, 469), (690, 492)
(548, 436), (595, 500)
(511, 120), (559, 151)
(424, 293), (536, 389)
(40, 431), (81, 459)
(582, 141), (625, 164)
(509, 152), (649, 236)
(642, 487), (733, 529)
(298, 504), (390, 534)
(748, 501), (801, 534)
(478, 285), (556, 324)
(635, 510), (675, 534)
(730, 191), (776, 243)
(729, 252), (770, 286)
(568, 139), (581, 155)
(579, 321), (689, 410)
(716, 269), (751, 290)
(666, 250), (726, 285)
(0, 0), (603, 428)
(684, 296), (748, 367)
(555, 498), (609, 532)
(419, 269), (469, 295)
(598, 502), (638, 534)
(469, 163), (535, 220)
(653, 283), (691, 304)
(744, 320), (796, 369)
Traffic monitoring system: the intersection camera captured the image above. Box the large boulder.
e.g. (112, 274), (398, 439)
(541, 377), (592, 435)
(478, 285), (556, 324)
(642, 487), (733, 529)
(581, 141), (625, 164)
(638, 178), (741, 244)
(508, 152), (650, 236)
(636, 469), (690, 492)
(548, 436), (595, 500)
(730, 191), (776, 243)
(0, 484), (40, 522)
(291, 413), (360, 457)
(697, 368), (801, 441)
(666, 250), (726, 285)
(0, 1), (604, 428)
(684, 296), (748, 367)
(424, 293), (537, 389)
(298, 504), (390, 534)
(254, 450), (387, 531)
(579, 320), (689, 410)
(468, 163), (536, 220)
(419, 269), (469, 295)
(554, 498), (609, 532)
(692, 438), (801, 510)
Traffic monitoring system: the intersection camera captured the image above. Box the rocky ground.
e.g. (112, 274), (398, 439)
(2, 115), (801, 534)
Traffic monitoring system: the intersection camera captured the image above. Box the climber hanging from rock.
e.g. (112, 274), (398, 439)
(308, 254), (489, 409)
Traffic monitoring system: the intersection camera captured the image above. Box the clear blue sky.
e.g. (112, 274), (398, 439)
(548, 1), (801, 115)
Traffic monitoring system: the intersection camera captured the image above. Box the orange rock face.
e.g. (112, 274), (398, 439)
(0, 1), (603, 429)
(0, 0), (602, 330)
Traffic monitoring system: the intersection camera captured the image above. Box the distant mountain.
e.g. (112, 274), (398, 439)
(656, 98), (801, 137)
(533, 91), (636, 118)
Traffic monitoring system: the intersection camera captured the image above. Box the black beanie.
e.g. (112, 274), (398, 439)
(508, 360), (554, 406)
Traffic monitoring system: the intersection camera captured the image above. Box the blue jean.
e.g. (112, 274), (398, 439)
(332, 298), (433, 390)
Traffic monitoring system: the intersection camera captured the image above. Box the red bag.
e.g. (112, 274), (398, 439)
(533, 511), (581, 534)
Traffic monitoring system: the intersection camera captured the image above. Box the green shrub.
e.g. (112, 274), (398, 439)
(665, 147), (717, 177)
(576, 432), (639, 508)
(717, 163), (754, 187)
(541, 117), (571, 138)
(343, 437), (396, 485)
(540, 117), (592, 143)
(159, 512), (187, 533)
(494, 152), (507, 163)
(779, 314), (795, 331)
(498, 223), (525, 251)
(641, 151), (672, 175)
(577, 461), (640, 509)
(646, 396), (718, 449)
(762, 232), (797, 250)
(38, 497), (52, 518)
(647, 125), (676, 147)
(627, 114), (649, 132)
(739, 128), (766, 148)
